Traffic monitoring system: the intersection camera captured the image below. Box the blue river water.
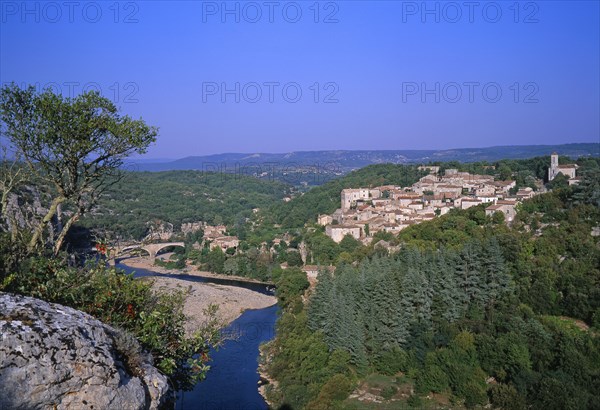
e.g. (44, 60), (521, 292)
(116, 262), (278, 410)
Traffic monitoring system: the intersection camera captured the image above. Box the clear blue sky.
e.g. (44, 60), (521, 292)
(1, 1), (599, 158)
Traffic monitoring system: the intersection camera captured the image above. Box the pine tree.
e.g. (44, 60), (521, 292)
(371, 270), (403, 353)
(356, 260), (379, 355)
(481, 238), (512, 321)
(431, 250), (463, 323)
(308, 268), (334, 331)
(456, 241), (485, 309)
(322, 284), (346, 349)
(323, 283), (367, 367)
(399, 264), (433, 344)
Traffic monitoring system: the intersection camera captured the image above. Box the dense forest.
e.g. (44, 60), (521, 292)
(262, 166), (600, 409)
(77, 170), (290, 240)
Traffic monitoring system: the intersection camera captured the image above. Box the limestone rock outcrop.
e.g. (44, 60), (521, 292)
(0, 292), (171, 410)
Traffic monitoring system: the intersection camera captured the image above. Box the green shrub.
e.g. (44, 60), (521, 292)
(463, 379), (488, 408)
(407, 394), (423, 407)
(306, 374), (355, 409)
(490, 383), (527, 410)
(372, 347), (408, 376)
(154, 255), (186, 270)
(381, 385), (397, 400)
(320, 374), (355, 402)
(417, 364), (450, 393)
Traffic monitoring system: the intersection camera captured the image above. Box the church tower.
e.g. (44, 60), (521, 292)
(548, 152), (559, 180)
(551, 152), (558, 168)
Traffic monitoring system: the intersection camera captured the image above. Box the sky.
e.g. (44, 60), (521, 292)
(1, 0), (599, 159)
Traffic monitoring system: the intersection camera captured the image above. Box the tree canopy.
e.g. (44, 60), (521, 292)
(0, 84), (158, 252)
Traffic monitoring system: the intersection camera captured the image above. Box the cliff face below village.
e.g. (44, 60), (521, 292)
(0, 292), (170, 410)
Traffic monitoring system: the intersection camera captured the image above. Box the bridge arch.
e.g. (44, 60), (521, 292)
(152, 243), (186, 258)
(108, 241), (186, 262)
(132, 242), (186, 259)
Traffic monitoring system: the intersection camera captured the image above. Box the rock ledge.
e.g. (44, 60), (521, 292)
(0, 292), (170, 410)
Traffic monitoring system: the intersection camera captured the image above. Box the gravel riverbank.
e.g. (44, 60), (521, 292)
(121, 257), (277, 336)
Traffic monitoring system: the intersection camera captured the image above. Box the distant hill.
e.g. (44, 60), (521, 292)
(127, 143), (599, 186)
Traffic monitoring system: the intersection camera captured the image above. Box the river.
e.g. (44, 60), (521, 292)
(116, 262), (278, 410)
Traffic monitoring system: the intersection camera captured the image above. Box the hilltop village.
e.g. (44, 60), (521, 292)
(192, 153), (580, 250)
(144, 153), (581, 279)
(320, 153), (579, 244)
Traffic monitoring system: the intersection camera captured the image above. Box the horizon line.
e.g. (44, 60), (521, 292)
(129, 141), (600, 161)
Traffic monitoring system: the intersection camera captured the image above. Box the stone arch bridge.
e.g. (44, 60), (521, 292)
(98, 242), (186, 264)
(116, 242), (185, 259)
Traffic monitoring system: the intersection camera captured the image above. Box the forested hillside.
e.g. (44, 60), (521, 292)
(263, 168), (600, 409)
(78, 171), (290, 240)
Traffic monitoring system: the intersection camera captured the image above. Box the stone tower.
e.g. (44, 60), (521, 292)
(548, 152), (559, 180)
(551, 152), (558, 168)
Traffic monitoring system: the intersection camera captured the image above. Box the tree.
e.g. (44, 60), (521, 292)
(574, 167), (600, 207)
(498, 164), (513, 180)
(339, 234), (361, 254)
(223, 257), (239, 275)
(276, 267), (309, 308)
(400, 266), (433, 326)
(431, 252), (462, 323)
(306, 232), (339, 265)
(204, 246), (226, 273)
(456, 242), (484, 308)
(286, 251), (304, 267)
(492, 210), (506, 225)
(547, 173), (570, 190)
(0, 84), (157, 253)
(323, 285), (367, 368)
(481, 239), (512, 321)
(308, 269), (333, 330)
(375, 285), (403, 349)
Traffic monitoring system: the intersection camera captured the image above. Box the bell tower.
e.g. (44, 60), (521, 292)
(548, 152), (559, 180)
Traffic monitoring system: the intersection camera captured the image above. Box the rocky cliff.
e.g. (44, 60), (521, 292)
(0, 292), (171, 409)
